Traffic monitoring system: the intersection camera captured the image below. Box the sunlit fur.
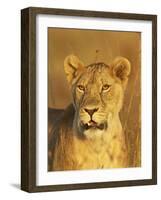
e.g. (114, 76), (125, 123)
(50, 55), (131, 170)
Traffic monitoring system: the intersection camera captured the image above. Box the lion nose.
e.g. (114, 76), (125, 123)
(84, 108), (98, 117)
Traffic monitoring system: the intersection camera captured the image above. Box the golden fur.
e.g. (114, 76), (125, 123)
(49, 55), (131, 170)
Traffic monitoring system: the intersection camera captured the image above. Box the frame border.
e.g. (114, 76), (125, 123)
(21, 7), (157, 192)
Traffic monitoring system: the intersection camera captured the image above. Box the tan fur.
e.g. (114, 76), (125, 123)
(50, 55), (131, 170)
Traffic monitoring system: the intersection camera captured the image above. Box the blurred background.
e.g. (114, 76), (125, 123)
(48, 28), (141, 167)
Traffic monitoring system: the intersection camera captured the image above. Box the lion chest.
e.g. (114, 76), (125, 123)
(73, 135), (127, 169)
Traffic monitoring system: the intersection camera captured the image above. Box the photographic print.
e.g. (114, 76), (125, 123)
(21, 7), (157, 192)
(48, 29), (141, 171)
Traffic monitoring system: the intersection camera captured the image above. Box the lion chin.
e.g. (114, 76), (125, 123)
(78, 120), (108, 139)
(84, 129), (106, 140)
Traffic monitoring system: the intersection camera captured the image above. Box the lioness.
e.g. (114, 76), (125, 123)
(49, 55), (131, 170)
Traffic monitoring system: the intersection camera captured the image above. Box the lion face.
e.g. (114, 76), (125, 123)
(64, 55), (131, 139)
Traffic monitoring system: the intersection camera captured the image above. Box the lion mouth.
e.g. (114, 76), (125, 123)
(81, 120), (107, 130)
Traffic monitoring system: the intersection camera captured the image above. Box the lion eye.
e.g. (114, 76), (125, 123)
(77, 85), (85, 92)
(102, 84), (111, 92)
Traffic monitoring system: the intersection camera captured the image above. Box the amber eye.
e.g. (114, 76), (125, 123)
(102, 84), (111, 92)
(77, 85), (85, 92)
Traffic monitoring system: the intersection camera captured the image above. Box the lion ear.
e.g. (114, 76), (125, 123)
(111, 57), (131, 89)
(64, 54), (84, 84)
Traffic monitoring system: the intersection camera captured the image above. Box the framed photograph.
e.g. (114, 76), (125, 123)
(21, 7), (157, 192)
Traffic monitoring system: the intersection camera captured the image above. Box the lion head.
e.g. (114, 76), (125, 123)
(64, 55), (131, 139)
